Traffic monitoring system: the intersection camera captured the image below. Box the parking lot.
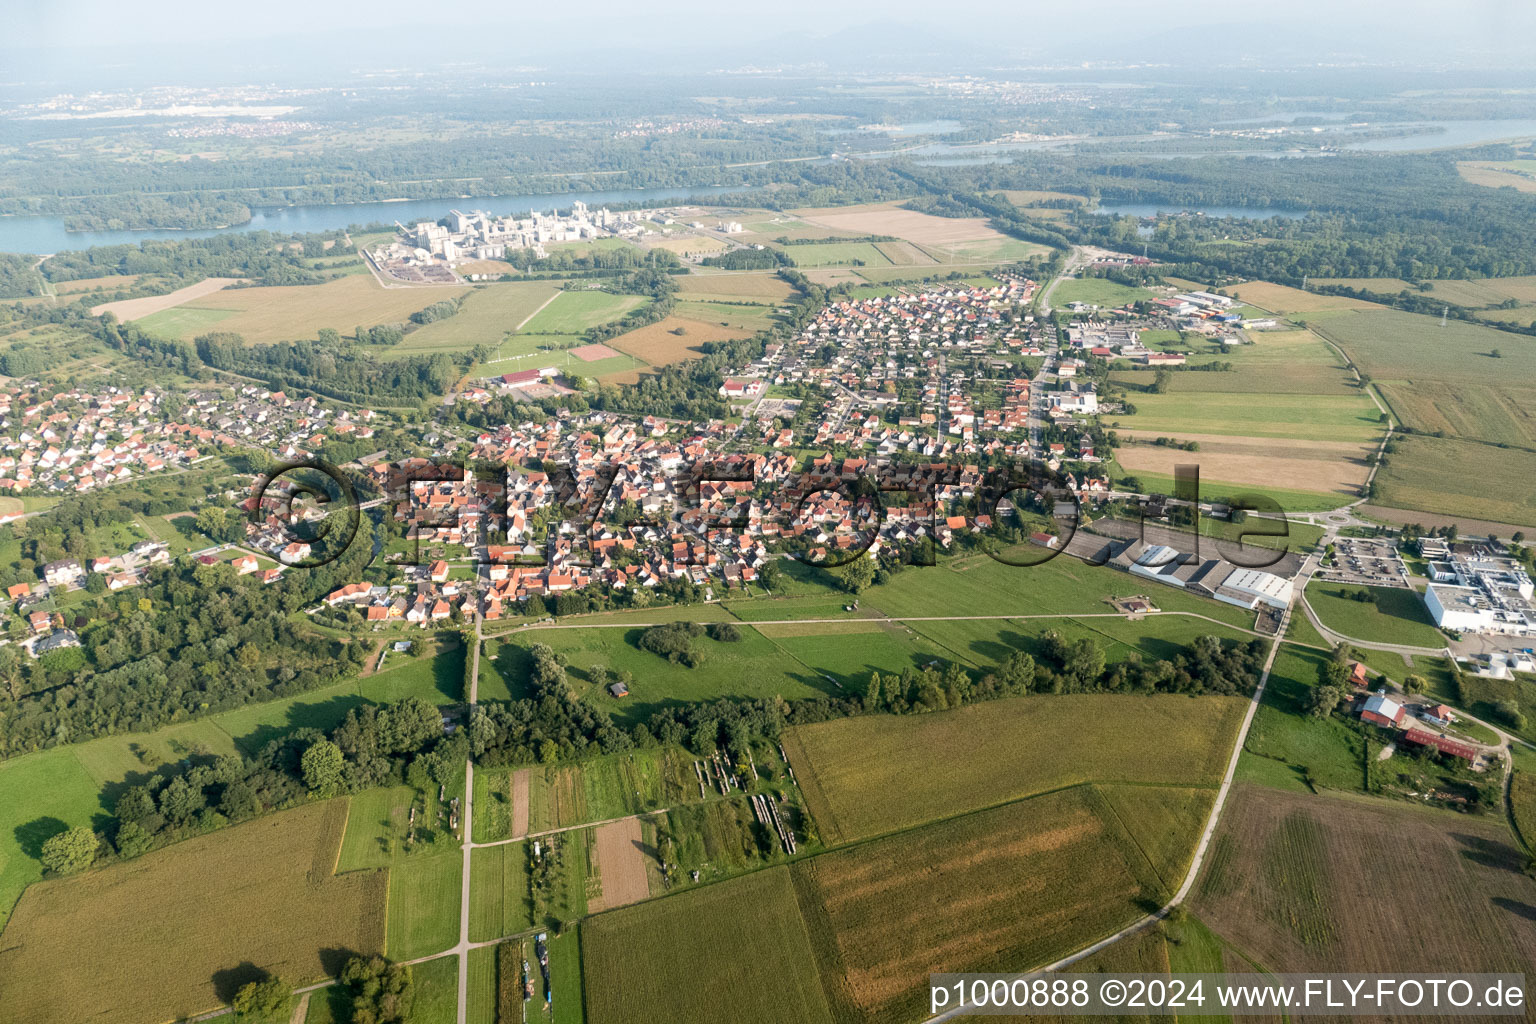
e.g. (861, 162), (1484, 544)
(1316, 536), (1412, 589)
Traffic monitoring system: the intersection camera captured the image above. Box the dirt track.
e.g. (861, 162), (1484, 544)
(90, 277), (241, 321)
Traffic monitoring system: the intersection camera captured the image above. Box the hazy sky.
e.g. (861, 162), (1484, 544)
(6, 0), (1536, 83)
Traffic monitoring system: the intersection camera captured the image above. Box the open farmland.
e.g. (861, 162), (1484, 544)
(1307, 307), (1536, 386)
(1110, 390), (1384, 443)
(1115, 432), (1372, 498)
(1374, 380), (1536, 446)
(1513, 769), (1536, 852)
(0, 800), (385, 1024)
(790, 788), (1175, 1024)
(676, 272), (796, 301)
(603, 316), (751, 383)
(1193, 784), (1536, 981)
(387, 281), (560, 357)
(90, 276), (240, 321)
(792, 201), (1028, 257)
(1226, 281), (1380, 313)
(519, 289), (649, 334)
(135, 274), (469, 345)
(781, 693), (1246, 844)
(469, 843), (533, 941)
(385, 852), (462, 959)
(1372, 434), (1536, 528)
(581, 865), (833, 1024)
(777, 241), (894, 268)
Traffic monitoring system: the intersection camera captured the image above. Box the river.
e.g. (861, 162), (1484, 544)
(0, 184), (737, 255)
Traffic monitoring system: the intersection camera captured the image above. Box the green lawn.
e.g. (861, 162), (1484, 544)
(1052, 277), (1155, 308)
(1238, 644), (1369, 794)
(520, 290), (649, 335)
(470, 843), (533, 942)
(1304, 582), (1445, 648)
(385, 852), (463, 960)
(0, 748), (104, 930)
(778, 242), (893, 268)
(389, 282), (561, 358)
(1112, 391), (1385, 443)
(1125, 471), (1349, 514)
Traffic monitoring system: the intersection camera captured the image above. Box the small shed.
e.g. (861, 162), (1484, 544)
(608, 681), (629, 698)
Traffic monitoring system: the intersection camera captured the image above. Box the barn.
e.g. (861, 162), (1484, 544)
(1360, 693), (1406, 728)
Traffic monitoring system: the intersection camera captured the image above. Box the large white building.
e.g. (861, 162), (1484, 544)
(1423, 554), (1535, 636)
(1217, 567), (1294, 611)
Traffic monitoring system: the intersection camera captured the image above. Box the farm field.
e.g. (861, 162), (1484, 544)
(1303, 582), (1445, 648)
(0, 800), (385, 1024)
(792, 201), (1025, 253)
(388, 281), (560, 357)
(1371, 434), (1536, 528)
(89, 276), (241, 320)
(1193, 784), (1536, 977)
(674, 297), (776, 331)
(603, 315), (751, 383)
(675, 271), (796, 301)
(782, 692), (1246, 844)
(469, 843), (533, 941)
(790, 787), (1171, 1024)
(1110, 390), (1384, 443)
(581, 865), (833, 1024)
(1513, 769), (1536, 852)
(1115, 326), (1360, 395)
(1307, 307), (1536, 386)
(1052, 276), (1156, 308)
(520, 289), (649, 334)
(775, 240), (893, 268)
(521, 747), (696, 834)
(1226, 281), (1380, 313)
(1375, 379), (1536, 446)
(136, 274), (469, 344)
(1114, 432), (1372, 498)
(385, 852), (462, 959)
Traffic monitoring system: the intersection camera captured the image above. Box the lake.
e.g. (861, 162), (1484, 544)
(0, 184), (737, 255)
(1343, 119), (1536, 152)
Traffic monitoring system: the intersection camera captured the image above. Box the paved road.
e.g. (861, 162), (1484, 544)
(484, 608), (1270, 639)
(455, 555), (486, 1024)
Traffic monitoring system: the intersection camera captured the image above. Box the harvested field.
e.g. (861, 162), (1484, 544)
(782, 693), (1246, 844)
(569, 342), (622, 362)
(391, 281), (559, 357)
(0, 800), (385, 1024)
(511, 768), (531, 838)
(793, 202), (1010, 248)
(1226, 281), (1380, 313)
(1193, 784), (1536, 985)
(648, 235), (728, 256)
(586, 817), (650, 912)
(55, 274), (141, 294)
(1114, 432), (1371, 497)
(791, 789), (1164, 1023)
(582, 865), (833, 1024)
(91, 276), (240, 320)
(1357, 503), (1535, 540)
(676, 272), (796, 301)
(1459, 160), (1536, 193)
(606, 316), (751, 375)
(135, 274), (469, 345)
